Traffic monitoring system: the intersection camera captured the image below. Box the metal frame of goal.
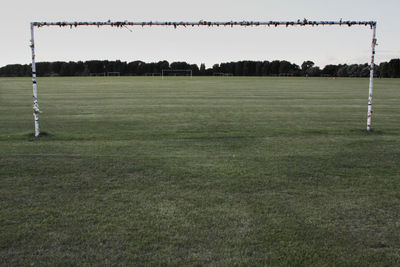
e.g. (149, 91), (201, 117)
(29, 20), (378, 137)
(161, 69), (193, 78)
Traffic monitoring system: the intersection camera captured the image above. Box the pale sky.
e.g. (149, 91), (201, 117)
(1, 0), (399, 68)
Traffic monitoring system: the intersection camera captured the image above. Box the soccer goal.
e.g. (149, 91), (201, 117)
(213, 72), (234, 76)
(107, 72), (120, 76)
(29, 20), (377, 137)
(89, 72), (106, 77)
(162, 69), (193, 78)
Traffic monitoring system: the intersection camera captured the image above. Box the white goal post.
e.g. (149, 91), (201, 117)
(29, 20), (378, 137)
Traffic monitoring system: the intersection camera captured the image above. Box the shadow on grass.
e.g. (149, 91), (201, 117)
(0, 127), (394, 142)
(27, 132), (52, 141)
(352, 129), (385, 135)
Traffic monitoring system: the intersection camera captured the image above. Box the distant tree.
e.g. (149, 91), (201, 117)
(337, 65), (348, 77)
(212, 64), (220, 73)
(74, 61), (86, 76)
(247, 61), (256, 76)
(0, 64), (29, 77)
(86, 60), (105, 74)
(189, 64), (200, 75)
(279, 61), (291, 75)
(205, 67), (213, 76)
(36, 62), (51, 76)
(158, 61), (170, 73)
(242, 61), (249, 76)
(127, 61), (139, 75)
(306, 67), (321, 77)
(301, 61), (315, 75)
(234, 62), (242, 76)
(136, 61), (146, 75)
(219, 62), (234, 75)
(360, 64), (370, 77)
(255, 62), (262, 76)
(142, 62), (155, 74)
(59, 62), (72, 76)
(107, 60), (125, 74)
(170, 61), (190, 70)
(261, 61), (270, 76)
(2, 58), (400, 78)
(379, 62), (389, 78)
(270, 60), (280, 75)
(388, 59), (400, 78)
(322, 65), (339, 77)
(199, 63), (206, 76)
(51, 62), (64, 75)
(290, 63), (301, 76)
(347, 64), (359, 77)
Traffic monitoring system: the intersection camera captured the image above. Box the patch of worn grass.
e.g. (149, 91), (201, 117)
(0, 77), (400, 265)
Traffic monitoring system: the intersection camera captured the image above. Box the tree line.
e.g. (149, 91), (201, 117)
(0, 59), (399, 78)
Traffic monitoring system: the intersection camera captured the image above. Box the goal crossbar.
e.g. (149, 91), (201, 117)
(31, 20), (376, 28)
(29, 19), (378, 137)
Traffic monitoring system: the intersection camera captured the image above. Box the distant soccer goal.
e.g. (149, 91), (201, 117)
(107, 72), (120, 76)
(89, 72), (106, 77)
(213, 72), (234, 76)
(29, 20), (377, 137)
(162, 69), (192, 78)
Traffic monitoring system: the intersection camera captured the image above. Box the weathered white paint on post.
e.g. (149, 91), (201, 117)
(367, 24), (377, 132)
(30, 23), (40, 137)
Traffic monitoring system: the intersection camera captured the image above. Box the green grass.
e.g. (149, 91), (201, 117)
(1, 76), (400, 266)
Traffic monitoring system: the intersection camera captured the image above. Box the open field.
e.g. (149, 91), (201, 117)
(1, 76), (400, 265)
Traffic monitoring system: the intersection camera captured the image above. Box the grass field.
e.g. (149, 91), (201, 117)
(1, 76), (400, 265)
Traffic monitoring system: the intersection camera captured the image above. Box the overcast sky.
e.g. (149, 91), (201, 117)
(1, 0), (399, 68)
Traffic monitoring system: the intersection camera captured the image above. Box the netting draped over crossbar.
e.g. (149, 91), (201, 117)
(32, 20), (377, 28)
(29, 19), (377, 137)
